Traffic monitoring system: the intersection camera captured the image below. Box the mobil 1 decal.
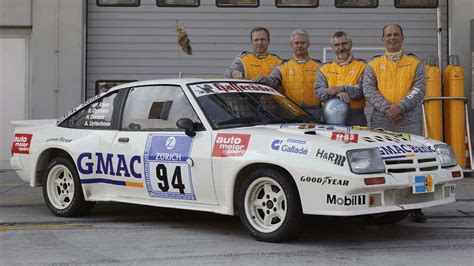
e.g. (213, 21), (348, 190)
(143, 134), (196, 200)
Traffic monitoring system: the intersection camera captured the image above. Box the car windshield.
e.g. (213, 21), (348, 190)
(189, 82), (316, 129)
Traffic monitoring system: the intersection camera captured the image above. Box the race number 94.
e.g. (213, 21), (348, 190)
(155, 164), (185, 194)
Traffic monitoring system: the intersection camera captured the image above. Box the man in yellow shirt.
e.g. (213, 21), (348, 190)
(224, 27), (282, 81)
(363, 24), (427, 223)
(315, 31), (367, 126)
(261, 29), (322, 120)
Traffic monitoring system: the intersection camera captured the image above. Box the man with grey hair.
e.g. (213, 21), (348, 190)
(363, 24), (426, 223)
(315, 31), (367, 125)
(259, 29), (322, 120)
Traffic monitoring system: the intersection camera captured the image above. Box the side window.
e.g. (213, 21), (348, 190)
(64, 92), (119, 129)
(121, 86), (201, 131)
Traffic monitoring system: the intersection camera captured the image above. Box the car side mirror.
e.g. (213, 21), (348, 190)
(176, 118), (196, 137)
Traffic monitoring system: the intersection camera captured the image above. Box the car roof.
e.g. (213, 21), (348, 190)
(107, 78), (252, 93)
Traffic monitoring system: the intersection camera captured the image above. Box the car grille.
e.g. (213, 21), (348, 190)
(384, 156), (439, 173)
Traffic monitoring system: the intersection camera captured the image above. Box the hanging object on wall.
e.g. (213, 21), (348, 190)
(176, 26), (192, 55)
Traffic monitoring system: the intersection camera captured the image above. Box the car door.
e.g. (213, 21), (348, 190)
(112, 85), (218, 205)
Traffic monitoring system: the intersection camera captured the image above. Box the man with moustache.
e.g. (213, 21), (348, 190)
(260, 29), (322, 120)
(224, 27), (282, 81)
(315, 31), (367, 126)
(363, 24), (426, 223)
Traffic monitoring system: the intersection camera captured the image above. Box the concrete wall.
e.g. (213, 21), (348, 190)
(0, 0), (85, 119)
(0, 0), (31, 27)
(30, 0), (85, 119)
(448, 0), (473, 107)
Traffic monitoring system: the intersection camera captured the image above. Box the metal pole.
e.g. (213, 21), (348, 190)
(422, 102), (429, 138)
(437, 7), (442, 68)
(464, 103), (474, 171)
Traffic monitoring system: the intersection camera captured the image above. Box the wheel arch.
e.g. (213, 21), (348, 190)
(232, 163), (300, 215)
(34, 148), (75, 186)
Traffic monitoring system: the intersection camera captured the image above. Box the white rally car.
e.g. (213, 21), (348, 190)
(10, 78), (463, 242)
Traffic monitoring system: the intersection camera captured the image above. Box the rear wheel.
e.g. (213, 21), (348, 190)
(238, 168), (302, 242)
(366, 211), (409, 225)
(43, 157), (95, 217)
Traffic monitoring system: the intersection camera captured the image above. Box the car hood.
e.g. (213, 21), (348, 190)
(227, 123), (443, 157)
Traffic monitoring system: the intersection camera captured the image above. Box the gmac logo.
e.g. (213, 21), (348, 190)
(271, 138), (308, 155)
(315, 149), (346, 166)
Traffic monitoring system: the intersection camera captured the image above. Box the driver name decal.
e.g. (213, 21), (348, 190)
(212, 133), (251, 157)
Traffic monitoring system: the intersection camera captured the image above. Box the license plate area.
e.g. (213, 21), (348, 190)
(412, 175), (434, 194)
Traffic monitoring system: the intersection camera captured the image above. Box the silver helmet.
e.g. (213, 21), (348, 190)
(323, 98), (350, 125)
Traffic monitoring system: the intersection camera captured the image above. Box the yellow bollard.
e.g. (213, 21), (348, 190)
(443, 55), (466, 168)
(424, 56), (443, 141)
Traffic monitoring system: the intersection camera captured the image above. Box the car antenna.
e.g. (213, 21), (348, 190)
(178, 72), (183, 78)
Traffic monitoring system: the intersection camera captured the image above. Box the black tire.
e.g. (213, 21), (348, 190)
(366, 211), (409, 225)
(42, 157), (95, 217)
(238, 168), (302, 242)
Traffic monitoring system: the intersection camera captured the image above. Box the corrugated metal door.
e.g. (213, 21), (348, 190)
(86, 0), (447, 98)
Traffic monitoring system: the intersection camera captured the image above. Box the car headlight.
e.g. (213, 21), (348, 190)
(347, 148), (385, 174)
(435, 144), (457, 168)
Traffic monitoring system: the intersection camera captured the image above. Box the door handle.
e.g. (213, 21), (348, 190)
(118, 137), (129, 143)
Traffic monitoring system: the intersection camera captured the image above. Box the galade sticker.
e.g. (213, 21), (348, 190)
(189, 82), (281, 97)
(331, 132), (359, 143)
(212, 133), (251, 157)
(11, 133), (33, 154)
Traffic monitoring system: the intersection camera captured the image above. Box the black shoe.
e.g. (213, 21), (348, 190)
(409, 209), (427, 223)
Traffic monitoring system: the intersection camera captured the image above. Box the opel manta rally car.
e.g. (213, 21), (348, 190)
(10, 78), (463, 242)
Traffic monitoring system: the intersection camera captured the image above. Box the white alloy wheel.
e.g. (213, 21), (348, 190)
(46, 164), (75, 210)
(43, 157), (95, 217)
(244, 177), (288, 233)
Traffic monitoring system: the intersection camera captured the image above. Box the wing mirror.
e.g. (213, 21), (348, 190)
(176, 118), (196, 137)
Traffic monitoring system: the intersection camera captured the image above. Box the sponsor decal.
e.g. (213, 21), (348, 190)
(144, 134), (196, 200)
(77, 152), (142, 179)
(212, 133), (251, 157)
(11, 133), (33, 154)
(377, 144), (435, 159)
(297, 124), (316, 129)
(449, 184), (456, 194)
(331, 132), (359, 143)
(300, 176), (349, 186)
(315, 148), (346, 167)
(327, 194), (366, 206)
(190, 82), (280, 97)
(46, 137), (72, 143)
(271, 138), (308, 155)
(316, 125), (351, 132)
(352, 126), (411, 141)
(413, 175), (434, 194)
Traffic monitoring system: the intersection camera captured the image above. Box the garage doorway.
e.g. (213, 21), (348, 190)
(0, 32), (30, 169)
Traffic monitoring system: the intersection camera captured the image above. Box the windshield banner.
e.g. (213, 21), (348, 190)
(189, 82), (281, 97)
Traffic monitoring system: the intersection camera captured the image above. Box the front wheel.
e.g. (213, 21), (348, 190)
(43, 157), (95, 217)
(238, 168), (302, 242)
